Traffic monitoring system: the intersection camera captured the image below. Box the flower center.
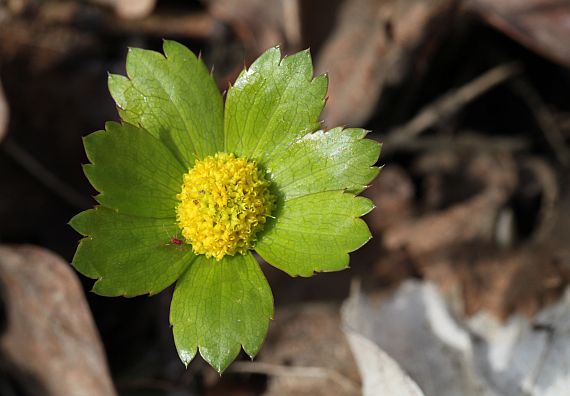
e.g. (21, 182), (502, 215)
(176, 152), (275, 261)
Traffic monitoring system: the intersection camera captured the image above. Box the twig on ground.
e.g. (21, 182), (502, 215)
(0, 80), (7, 143)
(379, 132), (529, 155)
(523, 158), (559, 242)
(114, 12), (218, 39)
(229, 361), (360, 393)
(555, 112), (570, 136)
(89, 0), (156, 19)
(116, 378), (179, 392)
(386, 63), (521, 147)
(511, 78), (570, 166)
(1, 139), (93, 210)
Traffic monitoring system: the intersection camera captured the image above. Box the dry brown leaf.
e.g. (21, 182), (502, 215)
(0, 245), (116, 396)
(467, 0), (570, 68)
(316, 0), (457, 126)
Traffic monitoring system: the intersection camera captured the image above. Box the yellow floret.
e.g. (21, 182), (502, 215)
(176, 152), (275, 261)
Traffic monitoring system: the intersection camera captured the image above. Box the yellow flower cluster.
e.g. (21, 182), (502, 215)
(176, 152), (275, 261)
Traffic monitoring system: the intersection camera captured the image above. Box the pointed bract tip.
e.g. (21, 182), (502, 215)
(178, 349), (195, 369)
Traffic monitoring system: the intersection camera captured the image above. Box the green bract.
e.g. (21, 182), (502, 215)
(70, 40), (381, 372)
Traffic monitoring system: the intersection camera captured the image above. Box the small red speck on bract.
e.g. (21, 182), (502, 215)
(170, 237), (183, 245)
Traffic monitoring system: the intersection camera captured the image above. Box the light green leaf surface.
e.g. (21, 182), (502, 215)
(83, 121), (184, 218)
(109, 40), (224, 167)
(70, 207), (195, 297)
(170, 253), (273, 373)
(255, 191), (374, 277)
(267, 128), (381, 200)
(224, 47), (327, 162)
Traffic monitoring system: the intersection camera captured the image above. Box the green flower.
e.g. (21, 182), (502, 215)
(70, 40), (381, 372)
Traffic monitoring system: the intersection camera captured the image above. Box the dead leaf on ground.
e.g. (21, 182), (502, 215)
(241, 303), (361, 396)
(383, 152), (517, 256)
(364, 165), (415, 234)
(468, 287), (570, 396)
(375, 150), (569, 319)
(316, 0), (457, 127)
(0, 245), (116, 396)
(342, 280), (570, 396)
(344, 331), (425, 396)
(343, 281), (493, 396)
(467, 0), (570, 68)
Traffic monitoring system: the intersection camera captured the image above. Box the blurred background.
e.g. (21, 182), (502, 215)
(0, 0), (569, 395)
